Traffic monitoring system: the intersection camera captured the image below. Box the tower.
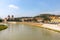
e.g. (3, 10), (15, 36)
(11, 15), (14, 20)
(8, 15), (10, 20)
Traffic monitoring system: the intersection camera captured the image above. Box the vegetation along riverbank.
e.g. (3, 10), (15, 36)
(0, 25), (8, 31)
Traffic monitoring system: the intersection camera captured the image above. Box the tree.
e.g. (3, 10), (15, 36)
(39, 14), (51, 23)
(0, 18), (3, 22)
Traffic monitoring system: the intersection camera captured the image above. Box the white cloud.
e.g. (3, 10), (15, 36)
(39, 11), (60, 15)
(8, 4), (19, 9)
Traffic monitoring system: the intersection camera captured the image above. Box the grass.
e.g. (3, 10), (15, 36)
(0, 25), (8, 31)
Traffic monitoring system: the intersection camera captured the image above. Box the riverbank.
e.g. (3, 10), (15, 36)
(42, 24), (60, 32)
(7, 22), (43, 26)
(0, 25), (8, 31)
(7, 22), (60, 32)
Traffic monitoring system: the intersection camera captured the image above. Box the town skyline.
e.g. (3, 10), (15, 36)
(0, 0), (60, 18)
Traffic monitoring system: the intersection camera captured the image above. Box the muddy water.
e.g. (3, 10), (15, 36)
(0, 24), (60, 40)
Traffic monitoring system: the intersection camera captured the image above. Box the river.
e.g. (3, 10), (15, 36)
(0, 23), (60, 40)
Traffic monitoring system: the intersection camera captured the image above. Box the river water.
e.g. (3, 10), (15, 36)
(0, 24), (60, 40)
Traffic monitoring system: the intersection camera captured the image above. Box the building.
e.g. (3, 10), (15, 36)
(49, 15), (60, 23)
(7, 15), (14, 21)
(34, 17), (43, 23)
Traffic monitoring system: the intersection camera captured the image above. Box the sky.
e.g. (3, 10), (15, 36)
(0, 0), (60, 18)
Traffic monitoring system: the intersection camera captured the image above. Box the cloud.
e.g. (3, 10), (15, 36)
(39, 11), (60, 15)
(8, 4), (19, 9)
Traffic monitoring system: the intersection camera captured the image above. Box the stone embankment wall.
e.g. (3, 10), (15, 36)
(42, 24), (60, 32)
